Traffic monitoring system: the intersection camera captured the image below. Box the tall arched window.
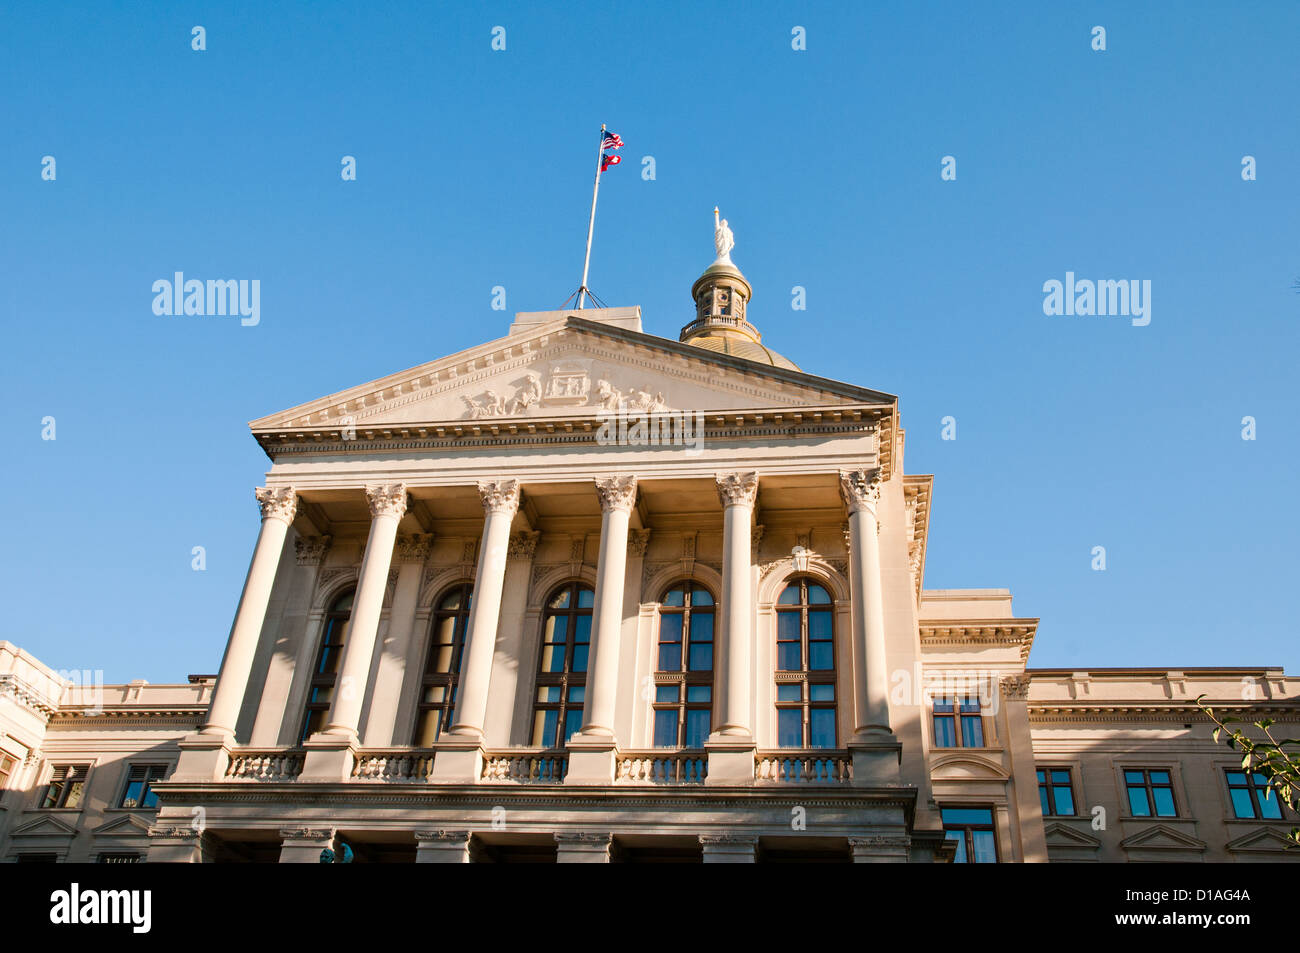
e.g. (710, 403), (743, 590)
(300, 588), (353, 743)
(653, 582), (715, 748)
(774, 577), (837, 748)
(531, 581), (594, 748)
(412, 583), (473, 745)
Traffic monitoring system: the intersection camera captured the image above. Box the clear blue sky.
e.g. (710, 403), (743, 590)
(3, 1), (1297, 683)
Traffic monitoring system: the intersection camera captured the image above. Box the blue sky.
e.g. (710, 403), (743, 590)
(3, 1), (1297, 682)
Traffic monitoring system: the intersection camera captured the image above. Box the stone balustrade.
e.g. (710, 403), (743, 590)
(615, 750), (708, 784)
(481, 749), (568, 783)
(225, 748), (305, 782)
(351, 748), (437, 781)
(755, 750), (853, 783)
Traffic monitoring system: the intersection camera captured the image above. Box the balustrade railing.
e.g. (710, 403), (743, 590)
(755, 750), (853, 783)
(615, 750), (708, 784)
(351, 748), (437, 781)
(481, 749), (568, 783)
(224, 748), (305, 782)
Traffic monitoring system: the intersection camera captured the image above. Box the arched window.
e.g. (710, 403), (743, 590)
(412, 583), (473, 745)
(774, 577), (837, 748)
(531, 581), (594, 748)
(653, 582), (715, 748)
(300, 589), (353, 743)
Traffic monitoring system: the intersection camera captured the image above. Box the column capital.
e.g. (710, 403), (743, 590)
(507, 530), (540, 560)
(294, 534), (333, 566)
(628, 528), (652, 557)
(594, 475), (638, 513)
(414, 829), (472, 844)
(477, 479), (521, 516)
(395, 533), (435, 564)
(715, 471), (758, 508)
(365, 483), (409, 519)
(839, 468), (883, 515)
(255, 486), (298, 524)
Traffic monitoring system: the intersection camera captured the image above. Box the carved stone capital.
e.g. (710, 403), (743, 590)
(715, 471), (758, 508)
(147, 825), (203, 840)
(839, 468), (883, 515)
(477, 479), (521, 517)
(365, 483), (409, 520)
(848, 835), (911, 849)
(698, 833), (760, 847)
(595, 475), (638, 513)
(256, 486), (298, 524)
(395, 533), (435, 564)
(295, 534), (333, 566)
(279, 827), (336, 841)
(508, 530), (540, 560)
(1000, 674), (1031, 700)
(553, 831), (614, 846)
(414, 829), (471, 844)
(628, 528), (652, 557)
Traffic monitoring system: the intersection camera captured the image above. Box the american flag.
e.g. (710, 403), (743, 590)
(601, 153), (622, 172)
(602, 130), (624, 150)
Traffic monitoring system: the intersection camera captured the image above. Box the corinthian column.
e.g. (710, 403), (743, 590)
(448, 480), (521, 739)
(202, 486), (298, 738)
(714, 471), (758, 739)
(319, 483), (407, 741)
(580, 475), (637, 737)
(839, 469), (893, 738)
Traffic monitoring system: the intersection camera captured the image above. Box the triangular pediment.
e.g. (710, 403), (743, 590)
(251, 316), (894, 433)
(9, 813), (79, 838)
(1225, 827), (1299, 853)
(1043, 822), (1102, 849)
(1119, 824), (1207, 851)
(92, 813), (155, 838)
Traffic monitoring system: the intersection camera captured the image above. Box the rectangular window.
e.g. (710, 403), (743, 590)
(1125, 769), (1177, 818)
(1037, 767), (1077, 816)
(933, 696), (985, 747)
(0, 752), (16, 790)
(40, 765), (89, 809)
(932, 697), (956, 746)
(119, 764), (168, 809)
(942, 807), (997, 863)
(1226, 770), (1283, 820)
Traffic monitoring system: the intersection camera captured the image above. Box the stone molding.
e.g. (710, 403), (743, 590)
(627, 528), (652, 557)
(414, 829), (472, 843)
(395, 533), (435, 564)
(508, 531), (541, 560)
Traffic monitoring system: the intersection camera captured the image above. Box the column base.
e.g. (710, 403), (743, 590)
(563, 735), (618, 785)
(704, 735), (756, 785)
(299, 732), (357, 782)
(172, 731), (233, 782)
(848, 733), (902, 785)
(429, 738), (485, 784)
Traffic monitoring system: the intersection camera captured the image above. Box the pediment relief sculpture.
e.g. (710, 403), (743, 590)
(461, 362), (668, 420)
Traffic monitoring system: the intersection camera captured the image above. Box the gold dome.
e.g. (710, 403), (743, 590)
(685, 330), (801, 371)
(680, 257), (800, 370)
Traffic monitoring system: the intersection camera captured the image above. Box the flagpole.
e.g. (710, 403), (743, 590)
(577, 123), (606, 310)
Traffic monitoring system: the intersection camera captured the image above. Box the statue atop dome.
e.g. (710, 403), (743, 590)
(713, 206), (735, 264)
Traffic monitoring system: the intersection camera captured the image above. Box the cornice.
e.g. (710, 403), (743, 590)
(1028, 701), (1300, 723)
(919, 619), (1039, 662)
(0, 673), (58, 719)
(903, 476), (932, 603)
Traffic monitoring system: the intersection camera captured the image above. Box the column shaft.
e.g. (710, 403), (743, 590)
(203, 486), (297, 737)
(715, 472), (757, 737)
(841, 470), (893, 736)
(449, 480), (520, 737)
(582, 477), (636, 735)
(321, 483), (406, 739)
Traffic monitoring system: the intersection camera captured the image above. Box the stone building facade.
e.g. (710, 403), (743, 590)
(2, 250), (1296, 863)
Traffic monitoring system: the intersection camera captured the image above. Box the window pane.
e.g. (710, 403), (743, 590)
(430, 645), (453, 673)
(1152, 787), (1176, 817)
(809, 709), (836, 748)
(690, 613), (713, 643)
(1051, 770), (1071, 785)
(548, 588), (571, 609)
(686, 686), (711, 702)
(659, 614), (683, 644)
(567, 686), (585, 703)
(65, 781), (85, 809)
(807, 610), (832, 639)
(653, 710), (677, 748)
(1226, 771), (1247, 785)
(661, 588), (685, 607)
(807, 585), (831, 604)
(1123, 770), (1145, 785)
(970, 830), (997, 864)
(808, 642), (834, 671)
(776, 642), (801, 671)
(809, 684), (834, 701)
(532, 710), (558, 747)
(414, 711), (441, 746)
(1229, 788), (1255, 819)
(687, 644), (712, 671)
(439, 589), (463, 611)
(330, 591), (354, 612)
(961, 715), (984, 747)
(657, 644), (682, 671)
(933, 697), (954, 713)
(1128, 787), (1151, 817)
(576, 587), (594, 608)
(1149, 770), (1171, 785)
(655, 685), (678, 703)
(684, 710), (710, 748)
(776, 684), (801, 702)
(933, 716), (956, 747)
(947, 832), (968, 864)
(571, 644), (589, 672)
(1055, 788), (1075, 816)
(544, 615), (567, 644)
(540, 645), (565, 673)
(1258, 788), (1283, 820)
(574, 616), (592, 643)
(777, 584), (801, 605)
(941, 808), (993, 825)
(536, 685), (561, 702)
(563, 709), (584, 743)
(121, 780), (144, 808)
(1039, 787), (1051, 816)
(690, 588), (713, 607)
(777, 709), (803, 748)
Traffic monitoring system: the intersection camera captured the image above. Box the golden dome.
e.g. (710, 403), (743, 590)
(680, 255), (800, 371)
